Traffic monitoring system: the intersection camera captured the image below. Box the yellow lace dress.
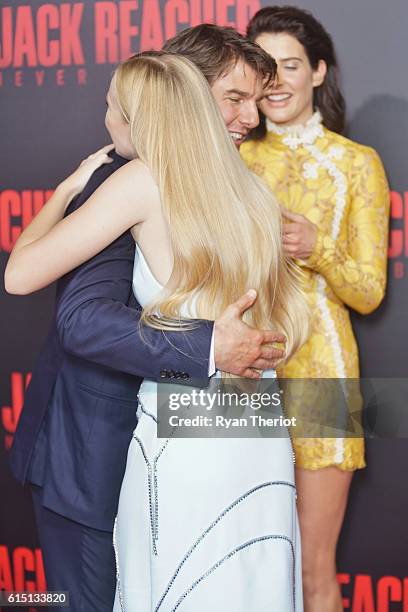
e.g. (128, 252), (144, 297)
(241, 111), (389, 471)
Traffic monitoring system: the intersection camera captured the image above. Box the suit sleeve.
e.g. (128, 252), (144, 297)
(55, 166), (213, 384)
(55, 231), (213, 383)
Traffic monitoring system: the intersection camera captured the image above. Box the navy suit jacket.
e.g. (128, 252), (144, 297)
(9, 151), (213, 531)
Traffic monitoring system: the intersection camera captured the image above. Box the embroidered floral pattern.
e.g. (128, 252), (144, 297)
(266, 110), (324, 150)
(241, 114), (390, 470)
(302, 162), (319, 180)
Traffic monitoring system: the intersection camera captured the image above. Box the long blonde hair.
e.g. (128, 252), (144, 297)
(115, 52), (308, 362)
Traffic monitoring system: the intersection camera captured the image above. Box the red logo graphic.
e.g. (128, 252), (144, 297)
(1, 372), (31, 450)
(0, 190), (52, 253)
(388, 190), (408, 280)
(338, 573), (408, 611)
(0, 3), (86, 87)
(95, 0), (261, 62)
(0, 1), (261, 87)
(0, 4), (84, 67)
(0, 545), (46, 609)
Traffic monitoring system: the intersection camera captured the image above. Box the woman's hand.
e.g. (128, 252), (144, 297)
(60, 144), (115, 205)
(282, 208), (317, 260)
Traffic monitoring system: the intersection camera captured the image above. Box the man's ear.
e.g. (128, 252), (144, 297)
(312, 59), (327, 88)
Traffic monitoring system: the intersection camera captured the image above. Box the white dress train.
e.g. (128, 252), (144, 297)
(113, 246), (303, 612)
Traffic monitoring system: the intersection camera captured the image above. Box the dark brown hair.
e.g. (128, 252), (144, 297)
(247, 5), (345, 137)
(163, 23), (277, 87)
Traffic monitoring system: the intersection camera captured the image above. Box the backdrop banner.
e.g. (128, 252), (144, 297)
(1, 1), (407, 610)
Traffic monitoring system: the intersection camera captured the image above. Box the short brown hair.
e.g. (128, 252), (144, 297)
(163, 24), (276, 87)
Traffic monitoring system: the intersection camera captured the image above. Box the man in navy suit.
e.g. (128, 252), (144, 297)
(10, 26), (283, 611)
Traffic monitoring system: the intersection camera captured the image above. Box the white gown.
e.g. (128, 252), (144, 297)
(113, 245), (303, 612)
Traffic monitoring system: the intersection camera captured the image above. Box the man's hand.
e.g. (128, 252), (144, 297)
(214, 290), (286, 379)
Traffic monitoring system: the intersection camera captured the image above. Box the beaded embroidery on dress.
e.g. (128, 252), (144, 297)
(112, 245), (303, 612)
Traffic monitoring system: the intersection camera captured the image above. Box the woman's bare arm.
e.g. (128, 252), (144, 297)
(5, 159), (157, 294)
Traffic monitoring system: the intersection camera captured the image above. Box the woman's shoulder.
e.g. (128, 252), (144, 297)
(112, 158), (156, 184)
(323, 129), (388, 197)
(323, 128), (383, 165)
(109, 158), (160, 202)
(240, 137), (271, 158)
(240, 137), (280, 172)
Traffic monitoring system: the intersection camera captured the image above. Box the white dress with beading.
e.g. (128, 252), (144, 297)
(112, 245), (303, 612)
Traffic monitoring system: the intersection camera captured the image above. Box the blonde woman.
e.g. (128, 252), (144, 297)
(6, 53), (307, 611)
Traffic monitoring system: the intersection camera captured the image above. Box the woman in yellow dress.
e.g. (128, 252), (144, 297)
(242, 6), (389, 611)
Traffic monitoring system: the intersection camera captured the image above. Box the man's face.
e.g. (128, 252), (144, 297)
(210, 60), (264, 148)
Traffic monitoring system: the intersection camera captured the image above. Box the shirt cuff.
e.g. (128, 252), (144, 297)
(208, 328), (216, 376)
